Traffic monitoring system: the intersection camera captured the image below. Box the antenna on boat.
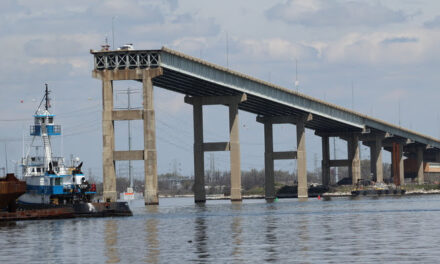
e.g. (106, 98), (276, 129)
(45, 83), (50, 110)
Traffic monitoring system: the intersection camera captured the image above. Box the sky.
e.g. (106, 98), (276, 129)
(1, 0), (440, 181)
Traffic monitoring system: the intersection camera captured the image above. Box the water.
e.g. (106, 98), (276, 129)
(2, 195), (440, 263)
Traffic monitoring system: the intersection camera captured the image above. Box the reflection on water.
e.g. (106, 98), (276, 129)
(145, 206), (159, 264)
(297, 215), (310, 264)
(2, 196), (440, 263)
(194, 203), (209, 261)
(264, 204), (278, 262)
(105, 220), (120, 264)
(231, 202), (243, 262)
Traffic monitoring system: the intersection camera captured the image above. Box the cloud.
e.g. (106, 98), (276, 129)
(91, 0), (164, 22)
(424, 16), (440, 29)
(377, 89), (409, 102)
(131, 16), (220, 42)
(236, 38), (320, 61)
(381, 37), (418, 44)
(323, 32), (429, 65)
(24, 38), (85, 57)
(266, 0), (408, 27)
(171, 37), (208, 53)
(165, 0), (179, 11)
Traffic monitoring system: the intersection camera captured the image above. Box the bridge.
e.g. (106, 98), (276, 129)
(91, 47), (440, 204)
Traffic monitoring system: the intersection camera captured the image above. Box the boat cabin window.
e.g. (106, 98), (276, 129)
(36, 168), (41, 172)
(55, 178), (62, 185)
(41, 118), (45, 124)
(48, 117), (53, 124)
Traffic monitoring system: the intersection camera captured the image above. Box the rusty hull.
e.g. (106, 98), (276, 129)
(0, 174), (26, 210)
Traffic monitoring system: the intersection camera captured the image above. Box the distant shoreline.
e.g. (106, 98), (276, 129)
(158, 189), (440, 199)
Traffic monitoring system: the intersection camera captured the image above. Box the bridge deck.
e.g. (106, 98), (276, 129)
(91, 47), (440, 150)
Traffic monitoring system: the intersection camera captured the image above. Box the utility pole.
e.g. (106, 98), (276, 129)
(226, 32), (229, 68)
(112, 16), (116, 50)
(117, 87), (140, 189)
(351, 81), (354, 110)
(295, 59), (299, 92)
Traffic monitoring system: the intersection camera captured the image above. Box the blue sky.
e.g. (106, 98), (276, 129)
(1, 0), (440, 180)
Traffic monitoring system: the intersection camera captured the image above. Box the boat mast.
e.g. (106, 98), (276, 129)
(41, 84), (53, 170)
(45, 84), (49, 111)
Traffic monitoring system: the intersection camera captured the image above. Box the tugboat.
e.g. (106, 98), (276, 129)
(16, 85), (132, 218)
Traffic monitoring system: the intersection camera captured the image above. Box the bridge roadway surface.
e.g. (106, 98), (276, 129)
(91, 47), (440, 204)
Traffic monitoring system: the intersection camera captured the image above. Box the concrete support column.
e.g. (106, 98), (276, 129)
(229, 103), (242, 201)
(370, 136), (383, 183)
(321, 136), (330, 186)
(398, 143), (404, 185)
(417, 146), (424, 184)
(264, 122), (275, 200)
(193, 100), (206, 203)
(102, 71), (117, 202)
(296, 118), (307, 199)
(348, 134), (361, 185)
(143, 69), (159, 205)
(436, 152), (440, 162)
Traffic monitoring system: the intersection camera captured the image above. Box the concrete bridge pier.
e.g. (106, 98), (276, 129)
(321, 136), (330, 186)
(93, 68), (163, 205)
(347, 134), (361, 185)
(417, 146), (425, 184)
(296, 117), (308, 199)
(101, 71), (117, 202)
(263, 122), (275, 201)
(185, 94), (247, 203)
(257, 114), (312, 201)
(369, 136), (384, 183)
(143, 69), (162, 205)
(391, 142), (404, 186)
(318, 131), (362, 186)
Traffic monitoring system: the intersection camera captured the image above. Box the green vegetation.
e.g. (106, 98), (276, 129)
(243, 186), (264, 196)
